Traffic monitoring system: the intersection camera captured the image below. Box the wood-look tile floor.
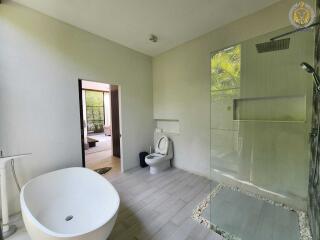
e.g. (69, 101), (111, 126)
(86, 152), (121, 179)
(107, 167), (222, 240)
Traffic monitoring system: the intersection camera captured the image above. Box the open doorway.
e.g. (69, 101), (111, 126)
(78, 79), (121, 178)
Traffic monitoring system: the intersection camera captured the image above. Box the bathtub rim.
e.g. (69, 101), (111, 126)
(20, 167), (120, 238)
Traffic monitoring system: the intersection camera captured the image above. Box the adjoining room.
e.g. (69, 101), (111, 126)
(80, 80), (121, 178)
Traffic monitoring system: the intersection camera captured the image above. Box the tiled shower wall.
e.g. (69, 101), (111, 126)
(309, 1), (320, 239)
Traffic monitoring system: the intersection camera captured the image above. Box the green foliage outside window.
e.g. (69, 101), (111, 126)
(211, 45), (241, 92)
(85, 90), (104, 133)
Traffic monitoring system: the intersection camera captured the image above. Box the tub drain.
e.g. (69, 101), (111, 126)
(65, 215), (73, 221)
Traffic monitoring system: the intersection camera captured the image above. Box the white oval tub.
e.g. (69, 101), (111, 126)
(20, 167), (120, 240)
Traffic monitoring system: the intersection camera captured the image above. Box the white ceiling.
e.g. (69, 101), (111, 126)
(12, 0), (281, 56)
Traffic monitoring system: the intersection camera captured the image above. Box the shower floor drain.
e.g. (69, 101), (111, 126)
(65, 215), (73, 221)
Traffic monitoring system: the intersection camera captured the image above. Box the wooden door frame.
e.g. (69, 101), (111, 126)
(78, 79), (123, 171)
(78, 79), (86, 167)
(110, 85), (121, 158)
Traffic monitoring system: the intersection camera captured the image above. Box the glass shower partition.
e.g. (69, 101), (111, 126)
(208, 26), (314, 240)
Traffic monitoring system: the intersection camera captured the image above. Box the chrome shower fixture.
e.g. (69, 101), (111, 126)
(256, 22), (320, 53)
(256, 38), (290, 53)
(300, 62), (320, 91)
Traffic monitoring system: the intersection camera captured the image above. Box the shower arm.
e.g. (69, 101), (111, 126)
(270, 22), (320, 41)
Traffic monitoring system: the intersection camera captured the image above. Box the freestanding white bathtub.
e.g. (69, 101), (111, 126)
(20, 167), (120, 240)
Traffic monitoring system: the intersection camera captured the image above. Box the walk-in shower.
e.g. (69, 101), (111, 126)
(194, 25), (315, 240)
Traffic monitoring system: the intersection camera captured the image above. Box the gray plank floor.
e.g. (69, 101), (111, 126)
(107, 167), (222, 240)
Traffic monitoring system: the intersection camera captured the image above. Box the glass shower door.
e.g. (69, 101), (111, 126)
(208, 26), (314, 240)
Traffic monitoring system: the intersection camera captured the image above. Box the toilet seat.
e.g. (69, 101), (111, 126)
(146, 153), (166, 164)
(155, 136), (169, 155)
(145, 135), (173, 174)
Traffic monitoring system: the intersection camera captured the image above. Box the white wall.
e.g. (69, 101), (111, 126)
(0, 1), (154, 214)
(152, 0), (308, 177)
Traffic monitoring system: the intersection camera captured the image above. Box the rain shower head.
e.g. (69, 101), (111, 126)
(301, 62), (320, 91)
(256, 22), (320, 53)
(255, 38), (290, 53)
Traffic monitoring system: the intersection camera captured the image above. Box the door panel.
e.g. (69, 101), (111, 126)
(78, 80), (85, 167)
(110, 85), (121, 158)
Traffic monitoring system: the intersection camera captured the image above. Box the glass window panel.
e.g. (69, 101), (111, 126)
(211, 45), (241, 91)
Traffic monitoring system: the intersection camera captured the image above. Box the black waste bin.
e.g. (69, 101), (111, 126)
(139, 152), (149, 168)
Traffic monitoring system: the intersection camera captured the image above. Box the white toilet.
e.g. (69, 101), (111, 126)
(145, 135), (173, 174)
